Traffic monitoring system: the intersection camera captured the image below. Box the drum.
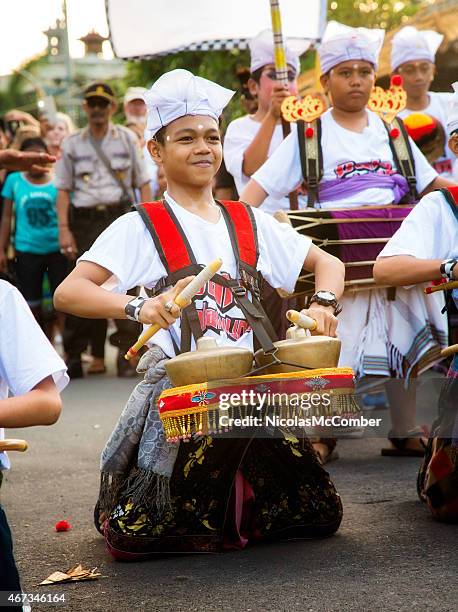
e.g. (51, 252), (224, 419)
(158, 367), (359, 442)
(286, 205), (414, 295)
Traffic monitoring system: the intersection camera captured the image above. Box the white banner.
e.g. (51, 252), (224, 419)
(105, 0), (327, 59)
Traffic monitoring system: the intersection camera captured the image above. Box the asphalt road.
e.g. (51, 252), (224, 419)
(2, 365), (457, 612)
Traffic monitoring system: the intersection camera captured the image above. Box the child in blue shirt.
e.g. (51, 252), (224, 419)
(0, 138), (68, 327)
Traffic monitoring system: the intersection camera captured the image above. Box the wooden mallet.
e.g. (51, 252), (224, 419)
(125, 258), (223, 360)
(0, 439), (28, 452)
(286, 309), (318, 331)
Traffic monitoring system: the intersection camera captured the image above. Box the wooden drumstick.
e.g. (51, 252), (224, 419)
(441, 344), (458, 358)
(125, 258), (223, 360)
(0, 439), (28, 452)
(286, 309), (317, 331)
(425, 280), (458, 294)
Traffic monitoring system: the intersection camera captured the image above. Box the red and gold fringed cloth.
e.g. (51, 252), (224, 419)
(158, 367), (359, 442)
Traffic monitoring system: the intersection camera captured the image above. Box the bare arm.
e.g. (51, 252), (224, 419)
(243, 85), (290, 176)
(420, 175), (457, 196)
(0, 198), (13, 271)
(57, 189), (77, 259)
(240, 179), (268, 208)
(304, 244), (345, 300)
(0, 376), (61, 428)
(139, 181), (153, 202)
(373, 255), (447, 286)
(0, 149), (55, 173)
(54, 261), (194, 328)
(299, 245), (346, 337)
(243, 114), (277, 176)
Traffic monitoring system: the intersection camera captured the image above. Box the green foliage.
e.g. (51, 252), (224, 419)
(328, 0), (423, 30)
(0, 54), (49, 115)
(124, 48), (251, 125)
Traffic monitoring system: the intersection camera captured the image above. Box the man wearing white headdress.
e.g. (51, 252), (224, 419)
(54, 68), (346, 556)
(224, 29), (310, 341)
(391, 26), (455, 178)
(241, 21), (455, 461)
(374, 83), (458, 521)
(224, 29), (309, 215)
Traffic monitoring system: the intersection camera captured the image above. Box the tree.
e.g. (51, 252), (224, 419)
(329, 0), (423, 30)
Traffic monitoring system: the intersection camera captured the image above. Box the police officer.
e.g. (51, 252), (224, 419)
(55, 82), (152, 378)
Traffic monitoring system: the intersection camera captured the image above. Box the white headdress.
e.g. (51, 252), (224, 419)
(319, 21), (384, 75)
(143, 69), (234, 139)
(447, 82), (458, 137)
(391, 26), (443, 70)
(249, 29), (310, 74)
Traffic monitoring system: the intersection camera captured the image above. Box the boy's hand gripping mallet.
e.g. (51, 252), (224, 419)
(286, 309), (318, 332)
(125, 258), (223, 360)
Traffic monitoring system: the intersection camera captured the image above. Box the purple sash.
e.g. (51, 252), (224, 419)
(318, 173), (410, 204)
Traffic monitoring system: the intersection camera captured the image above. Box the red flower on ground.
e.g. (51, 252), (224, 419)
(55, 520), (71, 532)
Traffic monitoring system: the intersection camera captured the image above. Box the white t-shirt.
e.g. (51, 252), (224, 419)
(252, 108), (438, 210)
(224, 115), (307, 215)
(79, 192), (311, 357)
(379, 190), (458, 306)
(0, 281), (68, 470)
(398, 92), (455, 178)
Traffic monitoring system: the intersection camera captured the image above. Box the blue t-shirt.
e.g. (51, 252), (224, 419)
(1, 172), (59, 254)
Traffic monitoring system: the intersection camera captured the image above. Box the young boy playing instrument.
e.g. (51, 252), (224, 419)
(241, 21), (456, 461)
(0, 279), (68, 592)
(374, 83), (458, 522)
(54, 69), (346, 558)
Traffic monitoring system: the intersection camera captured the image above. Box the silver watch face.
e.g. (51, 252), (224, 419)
(316, 291), (335, 301)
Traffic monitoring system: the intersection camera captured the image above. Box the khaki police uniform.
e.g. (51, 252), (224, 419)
(55, 122), (150, 370)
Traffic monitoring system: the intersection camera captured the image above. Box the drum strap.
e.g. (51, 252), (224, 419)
(297, 118), (323, 207)
(136, 200), (277, 354)
(383, 116), (418, 202)
(439, 187), (458, 222)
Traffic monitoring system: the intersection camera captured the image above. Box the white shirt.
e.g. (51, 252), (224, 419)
(79, 192), (311, 357)
(0, 281), (68, 470)
(252, 108), (438, 209)
(224, 115), (307, 215)
(398, 92), (455, 178)
(379, 190), (458, 306)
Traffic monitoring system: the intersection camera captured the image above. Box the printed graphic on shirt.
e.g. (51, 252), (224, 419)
(433, 159), (452, 175)
(21, 193), (55, 228)
(194, 272), (252, 342)
(334, 160), (395, 179)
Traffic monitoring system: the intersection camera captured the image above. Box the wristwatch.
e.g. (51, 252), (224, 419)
(308, 291), (342, 315)
(124, 296), (146, 322)
(440, 258), (458, 281)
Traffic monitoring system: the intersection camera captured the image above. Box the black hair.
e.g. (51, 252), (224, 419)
(153, 125), (167, 145)
(20, 137), (48, 153)
(250, 67), (264, 84)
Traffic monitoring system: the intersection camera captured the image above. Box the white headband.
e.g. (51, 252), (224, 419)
(249, 29), (310, 74)
(144, 69), (234, 139)
(391, 26), (443, 70)
(319, 21), (384, 75)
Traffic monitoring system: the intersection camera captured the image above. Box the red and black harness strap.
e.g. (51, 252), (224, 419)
(135, 199), (276, 354)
